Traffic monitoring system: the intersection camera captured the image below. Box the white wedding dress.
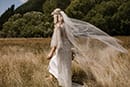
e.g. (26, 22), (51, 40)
(49, 24), (72, 87)
(48, 11), (127, 87)
(48, 24), (84, 87)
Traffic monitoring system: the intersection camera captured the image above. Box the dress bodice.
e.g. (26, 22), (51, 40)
(51, 24), (72, 50)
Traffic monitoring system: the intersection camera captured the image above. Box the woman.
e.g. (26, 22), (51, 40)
(47, 8), (73, 87)
(47, 8), (127, 87)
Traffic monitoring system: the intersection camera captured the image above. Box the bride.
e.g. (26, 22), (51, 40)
(47, 8), (127, 87)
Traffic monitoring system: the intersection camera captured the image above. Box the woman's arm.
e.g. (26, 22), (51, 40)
(47, 46), (56, 60)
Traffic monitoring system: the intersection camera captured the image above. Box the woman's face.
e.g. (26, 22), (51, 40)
(53, 14), (63, 24)
(53, 14), (58, 24)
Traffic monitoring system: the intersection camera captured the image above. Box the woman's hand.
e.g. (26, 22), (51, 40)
(47, 46), (56, 60)
(47, 52), (53, 60)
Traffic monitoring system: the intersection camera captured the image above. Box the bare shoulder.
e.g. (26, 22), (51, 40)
(54, 23), (64, 32)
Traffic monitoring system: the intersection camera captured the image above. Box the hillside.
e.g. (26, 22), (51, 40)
(15, 0), (46, 14)
(0, 0), (129, 37)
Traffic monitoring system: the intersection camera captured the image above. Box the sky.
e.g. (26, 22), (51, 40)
(0, 0), (28, 15)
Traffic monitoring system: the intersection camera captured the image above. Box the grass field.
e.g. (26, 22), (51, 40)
(0, 37), (130, 87)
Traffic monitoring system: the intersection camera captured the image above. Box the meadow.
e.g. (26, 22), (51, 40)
(0, 37), (130, 87)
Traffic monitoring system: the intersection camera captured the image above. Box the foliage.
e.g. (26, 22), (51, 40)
(66, 0), (130, 35)
(66, 0), (97, 19)
(0, 0), (129, 37)
(57, 0), (71, 9)
(43, 0), (70, 14)
(112, 1), (130, 35)
(0, 5), (15, 30)
(15, 0), (46, 14)
(0, 12), (53, 37)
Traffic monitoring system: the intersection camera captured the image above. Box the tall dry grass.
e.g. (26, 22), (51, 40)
(0, 37), (130, 87)
(0, 38), (58, 87)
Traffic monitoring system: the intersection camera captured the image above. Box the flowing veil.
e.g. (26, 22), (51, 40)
(60, 11), (127, 54)
(60, 11), (128, 86)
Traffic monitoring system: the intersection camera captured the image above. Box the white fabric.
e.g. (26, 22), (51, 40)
(49, 25), (73, 87)
(49, 54), (84, 87)
(48, 11), (128, 87)
(60, 11), (128, 54)
(49, 54), (58, 79)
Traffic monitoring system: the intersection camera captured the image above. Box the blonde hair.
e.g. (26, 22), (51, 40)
(51, 8), (63, 24)
(51, 8), (61, 15)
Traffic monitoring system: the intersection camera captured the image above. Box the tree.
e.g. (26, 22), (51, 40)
(112, 1), (130, 35)
(66, 0), (97, 19)
(15, 0), (46, 14)
(0, 5), (15, 30)
(1, 11), (53, 37)
(0, 0), (130, 37)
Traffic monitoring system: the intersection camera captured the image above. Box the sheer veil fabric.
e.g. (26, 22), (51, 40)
(60, 11), (127, 54)
(48, 10), (128, 87)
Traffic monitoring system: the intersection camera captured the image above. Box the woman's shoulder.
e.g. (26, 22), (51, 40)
(55, 23), (64, 29)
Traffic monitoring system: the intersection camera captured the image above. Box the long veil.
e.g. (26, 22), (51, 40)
(60, 11), (128, 86)
(60, 11), (127, 54)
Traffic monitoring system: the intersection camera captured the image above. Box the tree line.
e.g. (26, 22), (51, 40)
(0, 0), (129, 37)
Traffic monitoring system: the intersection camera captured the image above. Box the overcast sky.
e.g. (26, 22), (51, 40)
(0, 0), (28, 15)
